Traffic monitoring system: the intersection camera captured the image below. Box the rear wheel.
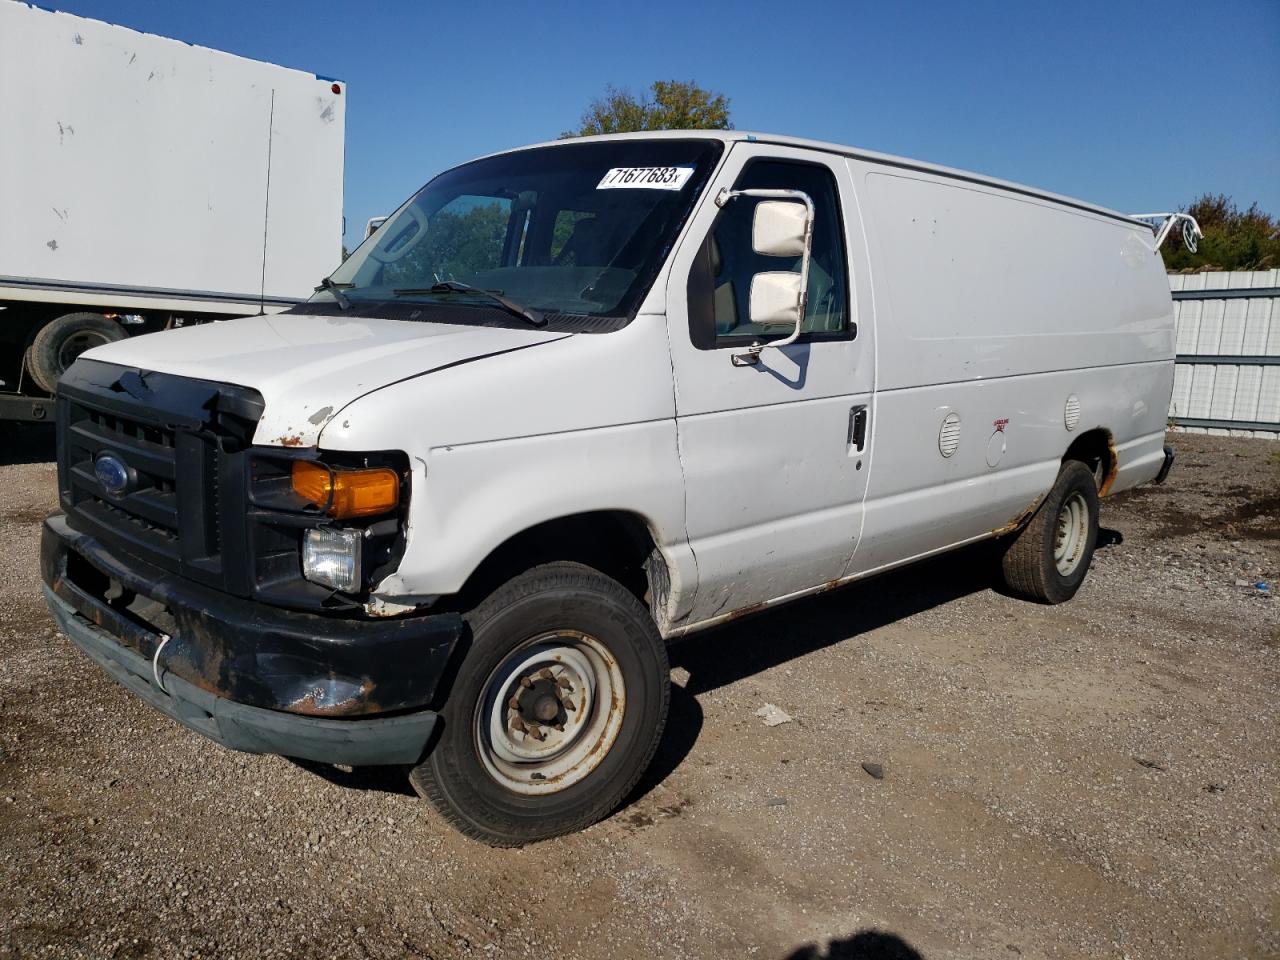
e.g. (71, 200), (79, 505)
(1000, 460), (1099, 604)
(409, 562), (669, 846)
(27, 312), (125, 393)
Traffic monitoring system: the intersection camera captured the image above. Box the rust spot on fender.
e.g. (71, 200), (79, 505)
(276, 434), (304, 447)
(1098, 433), (1120, 497)
(992, 496), (1045, 537)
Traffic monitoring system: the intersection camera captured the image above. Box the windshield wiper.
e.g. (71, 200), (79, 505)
(314, 277), (352, 310)
(393, 281), (546, 328)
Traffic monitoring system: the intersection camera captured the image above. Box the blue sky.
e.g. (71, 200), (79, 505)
(48, 0), (1280, 248)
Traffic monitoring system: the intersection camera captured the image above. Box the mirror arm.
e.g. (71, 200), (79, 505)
(717, 188), (815, 364)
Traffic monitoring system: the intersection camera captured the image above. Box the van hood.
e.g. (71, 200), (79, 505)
(81, 312), (571, 447)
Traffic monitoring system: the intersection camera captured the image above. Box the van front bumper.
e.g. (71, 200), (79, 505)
(40, 513), (463, 766)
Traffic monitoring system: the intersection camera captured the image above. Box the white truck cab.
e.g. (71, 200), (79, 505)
(42, 132), (1177, 845)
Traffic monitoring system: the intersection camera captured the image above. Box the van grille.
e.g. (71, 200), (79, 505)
(64, 404), (182, 548)
(56, 359), (400, 614)
(56, 362), (260, 593)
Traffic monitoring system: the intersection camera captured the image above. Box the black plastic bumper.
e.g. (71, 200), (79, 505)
(41, 513), (463, 766)
(1155, 444), (1175, 485)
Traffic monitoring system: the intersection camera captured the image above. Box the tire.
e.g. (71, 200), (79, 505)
(27, 312), (125, 393)
(1000, 460), (1099, 604)
(409, 561), (670, 846)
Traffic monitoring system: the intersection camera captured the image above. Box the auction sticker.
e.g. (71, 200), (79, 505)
(597, 166), (694, 190)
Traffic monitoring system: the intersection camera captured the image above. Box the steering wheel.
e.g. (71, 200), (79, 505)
(367, 205), (428, 264)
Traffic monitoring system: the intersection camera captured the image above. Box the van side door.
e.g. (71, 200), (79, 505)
(664, 144), (875, 625)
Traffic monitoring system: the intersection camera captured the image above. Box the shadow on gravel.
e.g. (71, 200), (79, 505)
(616, 542), (1002, 809)
(287, 758), (416, 797)
(784, 929), (925, 959)
(621, 676), (704, 808)
(669, 540), (1001, 698)
(0, 422), (56, 465)
(1098, 527), (1124, 548)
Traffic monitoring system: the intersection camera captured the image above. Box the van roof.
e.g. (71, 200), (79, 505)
(495, 130), (1143, 229)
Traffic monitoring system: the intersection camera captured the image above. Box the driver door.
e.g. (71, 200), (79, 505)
(665, 144), (875, 625)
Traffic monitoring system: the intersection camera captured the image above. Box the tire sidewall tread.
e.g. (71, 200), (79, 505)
(412, 561), (669, 846)
(1001, 460), (1100, 604)
(28, 312), (125, 393)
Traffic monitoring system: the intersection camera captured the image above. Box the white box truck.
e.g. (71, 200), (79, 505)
(0, 1), (345, 421)
(41, 131), (1183, 846)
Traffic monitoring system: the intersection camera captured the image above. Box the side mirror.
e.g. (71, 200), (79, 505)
(749, 271), (804, 328)
(752, 200), (808, 258)
(713, 187), (815, 363)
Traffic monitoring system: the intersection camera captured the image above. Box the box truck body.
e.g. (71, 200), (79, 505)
(0, 1), (345, 417)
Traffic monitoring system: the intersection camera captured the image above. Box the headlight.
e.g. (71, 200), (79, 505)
(302, 527), (362, 592)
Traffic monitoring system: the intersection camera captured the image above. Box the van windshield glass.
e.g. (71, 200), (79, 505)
(314, 139), (723, 329)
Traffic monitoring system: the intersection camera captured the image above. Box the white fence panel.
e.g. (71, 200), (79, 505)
(1169, 270), (1280, 439)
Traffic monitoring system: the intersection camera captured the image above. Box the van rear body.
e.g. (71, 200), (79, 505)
(40, 131), (1175, 844)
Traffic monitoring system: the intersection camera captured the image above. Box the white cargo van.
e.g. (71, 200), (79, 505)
(41, 132), (1178, 845)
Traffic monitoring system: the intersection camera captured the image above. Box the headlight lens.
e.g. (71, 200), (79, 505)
(291, 461), (399, 519)
(302, 527), (362, 592)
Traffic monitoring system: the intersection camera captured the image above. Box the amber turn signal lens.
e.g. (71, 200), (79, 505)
(291, 461), (399, 519)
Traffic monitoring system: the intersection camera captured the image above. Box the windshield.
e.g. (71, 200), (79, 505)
(312, 139), (724, 330)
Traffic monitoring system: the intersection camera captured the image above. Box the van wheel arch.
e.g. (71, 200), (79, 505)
(1063, 428), (1117, 495)
(447, 510), (671, 628)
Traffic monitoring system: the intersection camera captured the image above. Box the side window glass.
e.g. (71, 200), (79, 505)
(690, 160), (848, 347)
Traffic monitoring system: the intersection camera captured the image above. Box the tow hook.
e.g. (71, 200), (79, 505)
(151, 633), (172, 694)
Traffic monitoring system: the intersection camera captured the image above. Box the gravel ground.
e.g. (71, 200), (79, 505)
(0, 426), (1276, 960)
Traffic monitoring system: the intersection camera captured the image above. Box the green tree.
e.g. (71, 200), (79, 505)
(1160, 194), (1280, 272)
(563, 80), (732, 138)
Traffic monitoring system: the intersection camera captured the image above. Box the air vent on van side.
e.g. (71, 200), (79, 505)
(1064, 395), (1081, 432)
(938, 412), (961, 458)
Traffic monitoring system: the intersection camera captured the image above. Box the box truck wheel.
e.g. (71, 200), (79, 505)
(409, 561), (669, 846)
(27, 313), (126, 393)
(1000, 460), (1099, 604)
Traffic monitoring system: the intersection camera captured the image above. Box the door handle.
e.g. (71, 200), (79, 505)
(848, 405), (868, 452)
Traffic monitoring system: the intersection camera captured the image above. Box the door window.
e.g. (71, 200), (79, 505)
(688, 160), (850, 350)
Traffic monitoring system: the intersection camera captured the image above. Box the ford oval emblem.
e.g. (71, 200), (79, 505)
(94, 453), (131, 498)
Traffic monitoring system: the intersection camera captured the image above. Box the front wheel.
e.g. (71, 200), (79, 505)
(1000, 460), (1099, 604)
(409, 562), (669, 846)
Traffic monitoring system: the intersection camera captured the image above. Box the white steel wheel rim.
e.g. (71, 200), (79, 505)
(475, 631), (626, 796)
(1054, 491), (1089, 576)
